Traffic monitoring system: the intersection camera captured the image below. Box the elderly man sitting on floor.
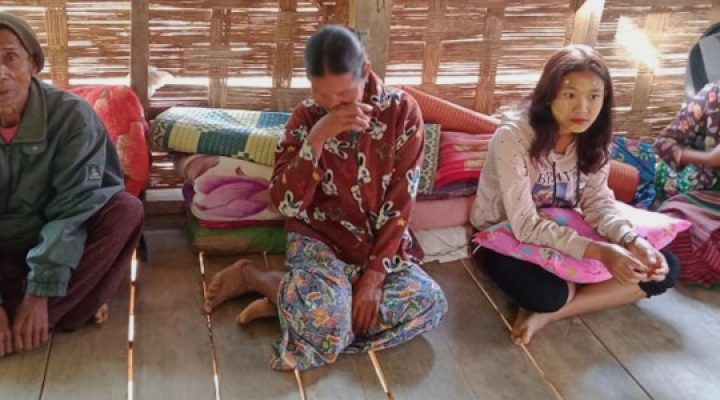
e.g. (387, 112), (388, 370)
(0, 12), (143, 357)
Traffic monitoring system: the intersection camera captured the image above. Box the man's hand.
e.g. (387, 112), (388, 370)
(0, 307), (12, 357)
(352, 269), (385, 335)
(12, 295), (49, 353)
(627, 237), (669, 282)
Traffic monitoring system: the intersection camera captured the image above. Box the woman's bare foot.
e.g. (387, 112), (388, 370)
(511, 309), (553, 345)
(235, 297), (277, 324)
(94, 304), (110, 325)
(205, 259), (256, 313)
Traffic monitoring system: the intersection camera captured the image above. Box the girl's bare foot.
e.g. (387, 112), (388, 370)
(205, 259), (256, 313)
(511, 309), (552, 345)
(235, 297), (277, 324)
(94, 304), (110, 325)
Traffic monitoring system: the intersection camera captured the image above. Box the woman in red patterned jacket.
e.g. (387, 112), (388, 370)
(205, 25), (447, 371)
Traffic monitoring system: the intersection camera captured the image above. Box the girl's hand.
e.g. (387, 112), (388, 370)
(627, 237), (669, 282)
(586, 242), (649, 284)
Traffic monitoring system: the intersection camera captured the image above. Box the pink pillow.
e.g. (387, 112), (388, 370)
(472, 203), (691, 283)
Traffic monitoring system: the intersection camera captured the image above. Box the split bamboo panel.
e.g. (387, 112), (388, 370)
(1, 0), (717, 140)
(388, 0), (718, 139)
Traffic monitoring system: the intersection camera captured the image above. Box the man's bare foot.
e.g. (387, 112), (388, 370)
(511, 309), (553, 345)
(0, 308), (12, 357)
(236, 297), (277, 324)
(94, 304), (110, 325)
(205, 259), (256, 313)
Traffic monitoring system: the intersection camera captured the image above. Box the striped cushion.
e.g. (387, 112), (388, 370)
(399, 85), (499, 133)
(608, 160), (640, 204)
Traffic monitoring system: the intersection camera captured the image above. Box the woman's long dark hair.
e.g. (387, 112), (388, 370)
(528, 45), (614, 174)
(305, 25), (367, 79)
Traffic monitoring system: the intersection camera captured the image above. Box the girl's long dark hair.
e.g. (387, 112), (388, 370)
(528, 45), (614, 174)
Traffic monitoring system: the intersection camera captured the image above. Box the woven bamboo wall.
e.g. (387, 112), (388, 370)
(596, 0), (716, 136)
(0, 1), (132, 88)
(388, 0), (719, 137)
(1, 0), (717, 139)
(137, 0), (348, 113)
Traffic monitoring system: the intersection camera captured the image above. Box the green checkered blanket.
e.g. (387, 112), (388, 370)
(151, 107), (291, 166)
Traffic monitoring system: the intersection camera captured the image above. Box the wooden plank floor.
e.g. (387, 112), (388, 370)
(43, 276), (130, 400)
(201, 254), (301, 400)
(203, 253), (387, 400)
(301, 353), (387, 400)
(0, 336), (51, 400)
(582, 286), (720, 400)
(133, 229), (216, 400)
(1, 225), (720, 400)
(377, 261), (559, 400)
(464, 258), (652, 400)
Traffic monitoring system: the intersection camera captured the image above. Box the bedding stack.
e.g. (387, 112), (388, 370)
(152, 86), (500, 261)
(150, 94), (657, 268)
(152, 107), (291, 254)
(150, 103), (471, 258)
(399, 86), (499, 262)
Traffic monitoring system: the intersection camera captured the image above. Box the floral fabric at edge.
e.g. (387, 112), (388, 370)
(655, 81), (720, 200)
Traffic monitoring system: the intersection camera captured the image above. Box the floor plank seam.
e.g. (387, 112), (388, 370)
(37, 333), (54, 400)
(577, 316), (655, 400)
(459, 259), (565, 400)
(197, 252), (222, 400)
(128, 250), (139, 400)
(293, 368), (307, 400)
(260, 253), (309, 400)
(368, 350), (395, 400)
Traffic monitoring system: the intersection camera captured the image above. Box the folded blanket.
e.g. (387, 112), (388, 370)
(411, 195), (475, 230)
(434, 170), (482, 189)
(434, 130), (490, 188)
(418, 124), (442, 194)
(156, 105), (444, 194)
(176, 154), (284, 224)
(440, 131), (494, 144)
(659, 190), (720, 284)
(152, 107), (291, 166)
(417, 182), (477, 200)
(187, 214), (287, 255)
(611, 136), (655, 208)
(438, 150), (487, 164)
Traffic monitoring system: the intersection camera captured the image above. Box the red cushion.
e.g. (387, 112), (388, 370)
(69, 86), (150, 196)
(607, 160), (640, 204)
(398, 85), (499, 133)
